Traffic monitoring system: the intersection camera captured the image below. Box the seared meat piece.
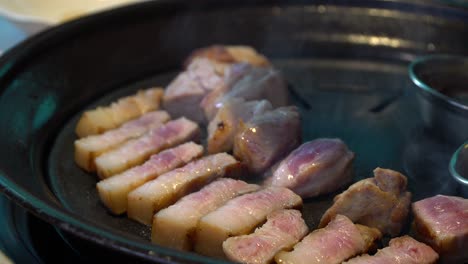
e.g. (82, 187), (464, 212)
(264, 138), (355, 198)
(75, 111), (170, 172)
(275, 215), (381, 264)
(94, 117), (200, 178)
(152, 178), (259, 250)
(412, 195), (468, 263)
(76, 87), (164, 137)
(127, 153), (241, 225)
(185, 45), (270, 71)
(96, 142), (203, 214)
(233, 106), (301, 175)
(319, 168), (411, 236)
(344, 236), (439, 264)
(207, 98), (272, 154)
(194, 187), (302, 258)
(163, 58), (225, 123)
(202, 64), (288, 120)
(223, 209), (308, 264)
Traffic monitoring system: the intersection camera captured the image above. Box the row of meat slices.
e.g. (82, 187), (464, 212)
(72, 45), (467, 263)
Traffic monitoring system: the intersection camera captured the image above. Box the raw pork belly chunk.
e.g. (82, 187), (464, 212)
(412, 195), (468, 263)
(233, 106), (301, 175)
(344, 236), (439, 264)
(319, 167), (411, 236)
(265, 138), (354, 198)
(275, 214), (381, 264)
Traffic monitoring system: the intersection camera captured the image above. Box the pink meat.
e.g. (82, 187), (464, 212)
(223, 209), (308, 264)
(412, 195), (468, 263)
(163, 58), (224, 123)
(344, 236), (439, 264)
(202, 64), (288, 120)
(194, 187), (302, 258)
(265, 138), (354, 198)
(275, 215), (370, 264)
(94, 117), (200, 178)
(152, 178), (259, 250)
(96, 142), (203, 214)
(319, 168), (411, 236)
(207, 98), (273, 154)
(233, 106), (301, 175)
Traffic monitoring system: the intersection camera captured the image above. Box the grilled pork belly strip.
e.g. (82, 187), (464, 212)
(127, 153), (241, 225)
(319, 168), (411, 236)
(75, 87), (164, 137)
(412, 195), (468, 264)
(194, 186), (302, 258)
(264, 138), (355, 198)
(96, 142), (203, 215)
(223, 209), (308, 264)
(152, 178), (259, 250)
(207, 98), (272, 154)
(94, 117), (200, 179)
(343, 236), (439, 264)
(275, 215), (381, 264)
(75, 111), (170, 172)
(233, 106), (301, 175)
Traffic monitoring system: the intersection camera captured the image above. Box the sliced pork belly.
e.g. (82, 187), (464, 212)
(319, 168), (411, 236)
(96, 142), (203, 215)
(75, 87), (163, 137)
(163, 58), (225, 123)
(202, 65), (288, 121)
(194, 186), (302, 258)
(264, 138), (355, 198)
(75, 111), (170, 172)
(223, 209), (308, 264)
(207, 98), (272, 154)
(94, 117), (200, 179)
(127, 153), (241, 225)
(233, 106), (301, 174)
(344, 236), (439, 264)
(152, 178), (259, 250)
(412, 195), (468, 263)
(275, 215), (381, 264)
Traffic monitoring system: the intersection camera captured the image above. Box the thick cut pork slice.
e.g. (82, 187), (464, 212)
(275, 215), (381, 264)
(75, 87), (164, 137)
(96, 142), (203, 215)
(412, 195), (468, 263)
(319, 168), (411, 236)
(194, 186), (302, 258)
(127, 153), (241, 225)
(94, 117), (200, 179)
(344, 236), (439, 264)
(152, 178), (259, 250)
(202, 64), (288, 121)
(75, 111), (170, 172)
(163, 58), (225, 123)
(223, 209), (308, 264)
(233, 106), (301, 175)
(207, 98), (272, 154)
(264, 138), (355, 198)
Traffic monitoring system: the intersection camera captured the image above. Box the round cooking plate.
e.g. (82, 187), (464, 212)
(1, 1), (468, 263)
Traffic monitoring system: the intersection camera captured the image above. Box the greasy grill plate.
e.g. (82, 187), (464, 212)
(0, 0), (467, 263)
